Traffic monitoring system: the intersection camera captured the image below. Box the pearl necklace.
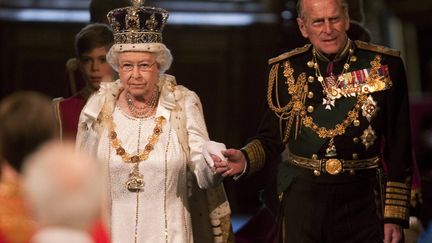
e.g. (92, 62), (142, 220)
(126, 88), (159, 118)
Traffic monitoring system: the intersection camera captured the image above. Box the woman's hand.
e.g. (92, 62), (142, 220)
(213, 149), (247, 177)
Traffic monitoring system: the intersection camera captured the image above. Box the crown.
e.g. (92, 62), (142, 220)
(107, 0), (169, 44)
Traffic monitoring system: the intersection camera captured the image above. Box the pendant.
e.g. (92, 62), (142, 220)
(323, 75), (342, 100)
(322, 97), (335, 110)
(325, 138), (337, 157)
(325, 144), (337, 157)
(126, 164), (144, 192)
(326, 86), (341, 99)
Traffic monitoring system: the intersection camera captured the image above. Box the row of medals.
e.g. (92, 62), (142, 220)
(305, 49), (377, 175)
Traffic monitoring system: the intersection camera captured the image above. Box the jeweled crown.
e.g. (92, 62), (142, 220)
(107, 0), (169, 44)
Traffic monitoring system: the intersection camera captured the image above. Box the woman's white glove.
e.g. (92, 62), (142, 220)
(202, 141), (226, 168)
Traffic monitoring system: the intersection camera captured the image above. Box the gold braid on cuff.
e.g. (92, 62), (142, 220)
(242, 139), (265, 176)
(384, 181), (410, 221)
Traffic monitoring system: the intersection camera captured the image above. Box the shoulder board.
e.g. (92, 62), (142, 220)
(354, 40), (400, 57)
(268, 44), (311, 65)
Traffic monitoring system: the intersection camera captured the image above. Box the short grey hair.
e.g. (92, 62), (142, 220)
(106, 43), (173, 74)
(296, 0), (349, 19)
(23, 141), (102, 230)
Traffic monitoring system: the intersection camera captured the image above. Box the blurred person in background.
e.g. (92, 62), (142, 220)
(0, 91), (58, 243)
(22, 140), (102, 243)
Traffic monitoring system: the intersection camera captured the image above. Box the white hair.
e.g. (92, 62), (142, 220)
(106, 43), (173, 74)
(22, 140), (102, 231)
(297, 0), (349, 19)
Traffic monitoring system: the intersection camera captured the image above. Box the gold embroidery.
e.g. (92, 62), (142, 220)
(242, 139), (266, 175)
(384, 205), (408, 220)
(268, 44), (311, 65)
(387, 181), (410, 189)
(267, 61), (308, 143)
(267, 63), (292, 113)
(386, 188), (410, 195)
(385, 181), (411, 216)
(385, 199), (409, 207)
(386, 194), (409, 201)
(283, 61), (295, 83)
(267, 48), (385, 147)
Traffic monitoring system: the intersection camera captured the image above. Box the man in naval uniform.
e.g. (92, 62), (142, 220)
(208, 0), (413, 242)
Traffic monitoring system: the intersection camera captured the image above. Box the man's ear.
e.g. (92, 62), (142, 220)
(297, 17), (308, 38)
(345, 15), (350, 32)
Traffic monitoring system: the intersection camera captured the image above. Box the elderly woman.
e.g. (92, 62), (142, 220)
(76, 2), (233, 243)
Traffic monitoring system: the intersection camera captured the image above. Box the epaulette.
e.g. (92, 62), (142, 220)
(268, 44), (311, 65)
(354, 40), (400, 57)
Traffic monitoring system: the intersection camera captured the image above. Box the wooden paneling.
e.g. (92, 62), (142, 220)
(0, 21), (84, 98)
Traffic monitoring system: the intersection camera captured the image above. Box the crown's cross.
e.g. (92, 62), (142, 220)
(131, 0), (145, 7)
(145, 13), (158, 31)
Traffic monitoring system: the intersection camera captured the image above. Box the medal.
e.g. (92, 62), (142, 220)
(325, 138), (337, 157)
(322, 97), (335, 110)
(325, 144), (337, 157)
(360, 125), (377, 150)
(126, 163), (144, 192)
(362, 95), (378, 122)
(309, 46), (355, 111)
